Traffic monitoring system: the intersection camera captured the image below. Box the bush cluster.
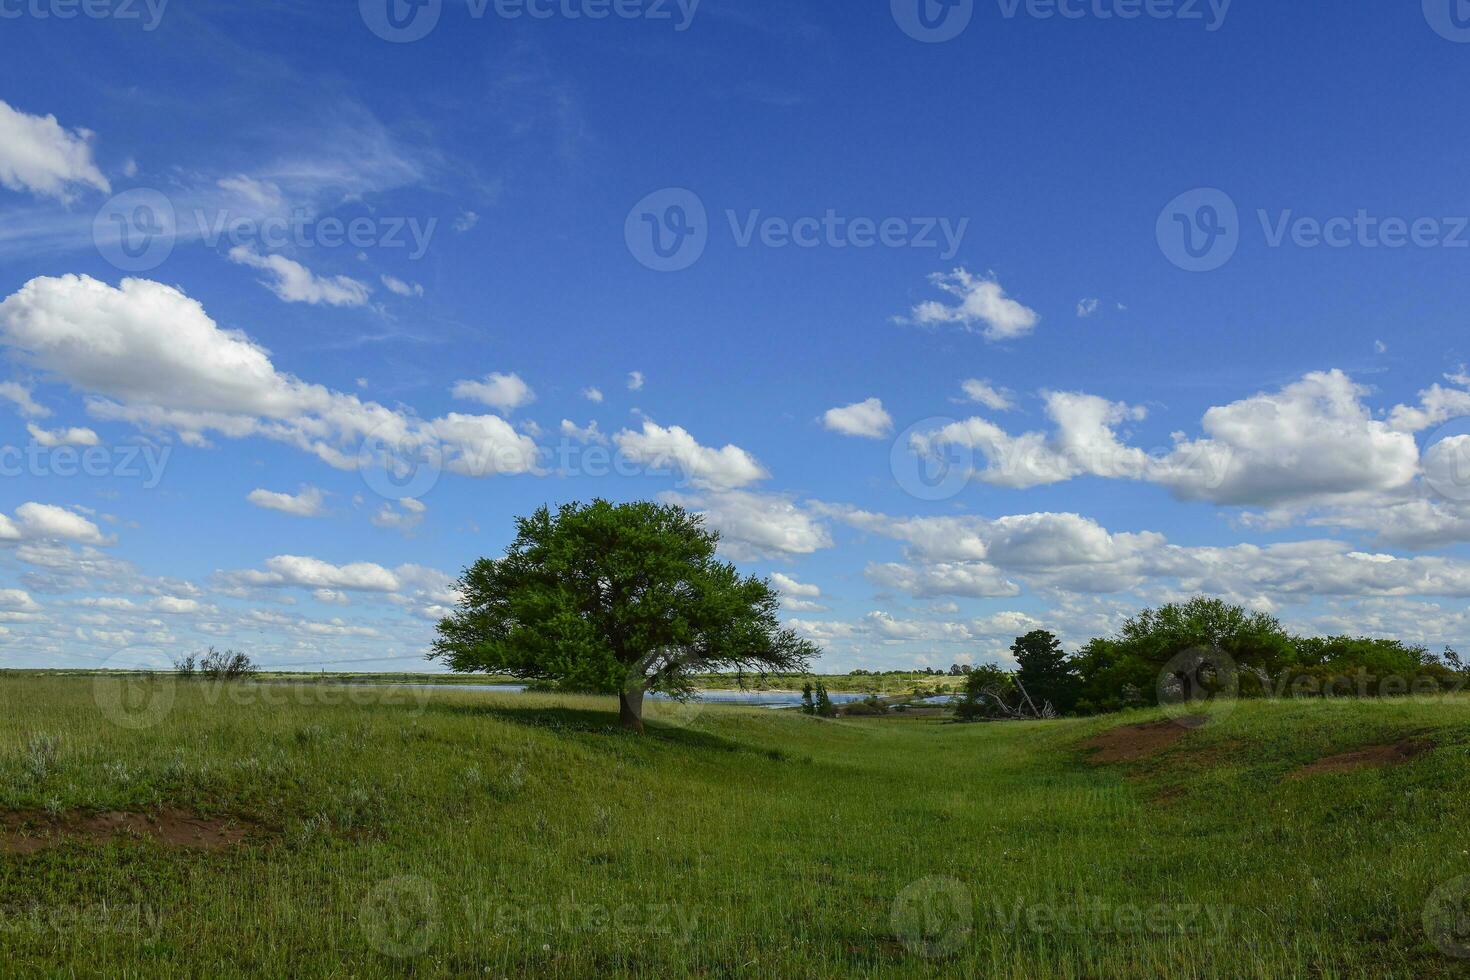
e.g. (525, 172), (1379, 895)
(953, 596), (1465, 721)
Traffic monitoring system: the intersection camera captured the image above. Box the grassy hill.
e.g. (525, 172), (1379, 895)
(2, 675), (1469, 977)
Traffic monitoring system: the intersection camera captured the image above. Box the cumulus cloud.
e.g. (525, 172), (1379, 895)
(1156, 370), (1419, 505)
(867, 561), (1021, 599)
(247, 486), (326, 517)
(220, 555), (400, 593)
(822, 398), (893, 439)
(910, 370), (1420, 508)
(627, 371), (644, 391)
(900, 268), (1040, 342)
(0, 275), (538, 478)
(0, 502), (111, 545)
(914, 392), (1150, 489)
(227, 246), (372, 307)
(1076, 298), (1100, 318)
(615, 422), (768, 490)
(559, 419), (608, 445)
(664, 491), (831, 560)
(0, 99), (110, 201)
(451, 372), (535, 414)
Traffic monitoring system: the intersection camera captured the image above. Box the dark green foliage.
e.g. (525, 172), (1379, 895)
(800, 682), (815, 716)
(954, 664), (1018, 721)
(1012, 630), (1079, 715)
(432, 500), (818, 729)
(813, 681), (836, 718)
(179, 648), (257, 680)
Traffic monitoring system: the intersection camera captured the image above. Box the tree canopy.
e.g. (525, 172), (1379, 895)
(432, 500), (818, 731)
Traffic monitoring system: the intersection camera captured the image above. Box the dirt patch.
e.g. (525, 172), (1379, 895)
(1289, 739), (1434, 779)
(1082, 717), (1205, 764)
(1, 808), (263, 854)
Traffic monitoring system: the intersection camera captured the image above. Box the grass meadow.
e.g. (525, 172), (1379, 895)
(3, 674), (1470, 977)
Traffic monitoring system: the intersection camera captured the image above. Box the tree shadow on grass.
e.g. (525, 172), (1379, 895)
(427, 701), (778, 756)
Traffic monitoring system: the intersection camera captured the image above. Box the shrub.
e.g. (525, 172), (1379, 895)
(196, 647), (259, 680)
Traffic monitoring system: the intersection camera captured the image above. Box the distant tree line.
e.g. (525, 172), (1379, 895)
(954, 596), (1466, 721)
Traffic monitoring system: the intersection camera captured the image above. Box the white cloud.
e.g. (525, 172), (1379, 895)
(150, 596), (202, 615)
(0, 275), (538, 479)
(959, 379), (1013, 412)
(227, 246), (372, 307)
(221, 555), (400, 593)
(0, 382), (49, 418)
(583, 387), (604, 403)
(453, 210), (479, 232)
(7, 502), (110, 545)
(915, 392), (1149, 489)
(627, 371), (644, 391)
(247, 486), (326, 518)
(867, 561), (1021, 599)
(822, 398), (893, 439)
(0, 589), (39, 612)
(913, 370), (1419, 508)
(371, 500), (426, 533)
(770, 572), (820, 598)
(1077, 298), (1100, 318)
(664, 491), (831, 560)
(451, 372), (535, 414)
(380, 274), (424, 298)
(902, 268), (1040, 342)
(0, 99), (110, 201)
(615, 422), (768, 490)
(26, 422), (98, 447)
(1156, 370), (1419, 505)
(559, 419), (608, 445)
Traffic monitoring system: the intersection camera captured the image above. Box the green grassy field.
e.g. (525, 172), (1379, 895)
(3, 676), (1470, 977)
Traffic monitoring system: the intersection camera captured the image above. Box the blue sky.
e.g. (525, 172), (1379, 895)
(2, 0), (1470, 672)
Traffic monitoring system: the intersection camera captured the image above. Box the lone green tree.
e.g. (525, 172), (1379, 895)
(432, 500), (819, 733)
(1012, 630), (1079, 716)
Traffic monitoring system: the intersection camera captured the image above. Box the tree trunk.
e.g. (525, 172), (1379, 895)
(619, 685), (645, 734)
